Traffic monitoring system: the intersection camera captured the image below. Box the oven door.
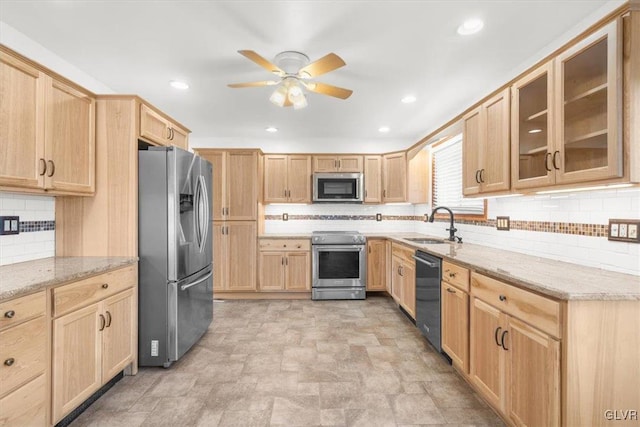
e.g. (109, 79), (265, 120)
(312, 244), (366, 288)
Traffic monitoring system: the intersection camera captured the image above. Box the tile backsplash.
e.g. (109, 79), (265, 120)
(0, 193), (55, 266)
(266, 187), (640, 276)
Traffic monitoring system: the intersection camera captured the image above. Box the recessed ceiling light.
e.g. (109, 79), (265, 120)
(401, 95), (417, 104)
(169, 80), (189, 90)
(378, 126), (390, 133)
(457, 18), (484, 35)
(528, 128), (543, 134)
(265, 126), (278, 133)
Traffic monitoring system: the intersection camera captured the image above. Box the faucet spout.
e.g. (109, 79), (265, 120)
(428, 206), (458, 242)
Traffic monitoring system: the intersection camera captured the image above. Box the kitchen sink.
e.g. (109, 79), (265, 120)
(405, 238), (446, 244)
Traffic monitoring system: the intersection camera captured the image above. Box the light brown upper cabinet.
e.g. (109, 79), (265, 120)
(0, 47), (95, 195)
(140, 103), (190, 149)
(463, 88), (511, 196)
(382, 152), (407, 202)
(364, 155), (382, 203)
(312, 155), (363, 172)
(554, 20), (622, 185)
(511, 62), (555, 189)
(196, 150), (258, 221)
(263, 155), (311, 203)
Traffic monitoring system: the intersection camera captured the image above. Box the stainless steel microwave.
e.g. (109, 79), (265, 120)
(313, 173), (363, 203)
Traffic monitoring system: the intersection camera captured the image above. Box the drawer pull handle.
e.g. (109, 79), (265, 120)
(4, 310), (15, 319)
(494, 327), (502, 347)
(501, 330), (509, 351)
(4, 358), (15, 366)
(102, 283), (109, 289)
(446, 287), (456, 294)
(99, 314), (106, 331)
(449, 272), (457, 278)
(499, 295), (506, 302)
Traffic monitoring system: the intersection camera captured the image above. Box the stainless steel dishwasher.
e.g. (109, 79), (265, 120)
(413, 251), (442, 352)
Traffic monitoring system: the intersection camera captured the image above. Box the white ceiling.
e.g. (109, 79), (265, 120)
(0, 0), (622, 151)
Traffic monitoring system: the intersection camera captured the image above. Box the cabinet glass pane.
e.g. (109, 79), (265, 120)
(518, 74), (548, 180)
(563, 38), (608, 173)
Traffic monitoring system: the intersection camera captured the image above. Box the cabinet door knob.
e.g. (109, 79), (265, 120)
(39, 159), (47, 176)
(102, 283), (109, 289)
(494, 327), (503, 347)
(499, 295), (506, 301)
(4, 310), (15, 319)
(501, 330), (509, 351)
(544, 152), (552, 172)
(4, 358), (15, 367)
(47, 160), (55, 177)
(552, 150), (560, 170)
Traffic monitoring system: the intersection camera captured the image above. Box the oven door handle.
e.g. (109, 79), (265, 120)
(313, 245), (364, 251)
(412, 255), (438, 268)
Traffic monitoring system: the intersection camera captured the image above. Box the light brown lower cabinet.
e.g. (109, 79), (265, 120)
(470, 273), (560, 427)
(51, 266), (137, 423)
(258, 239), (311, 292)
(0, 291), (47, 427)
(214, 221), (257, 292)
(366, 239), (388, 291)
(391, 244), (416, 318)
(441, 282), (469, 374)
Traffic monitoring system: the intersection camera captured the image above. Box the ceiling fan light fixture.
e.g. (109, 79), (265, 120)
(269, 85), (288, 107)
(292, 94), (308, 110)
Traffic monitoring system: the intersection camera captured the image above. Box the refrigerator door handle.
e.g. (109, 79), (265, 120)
(194, 174), (209, 252)
(180, 270), (214, 291)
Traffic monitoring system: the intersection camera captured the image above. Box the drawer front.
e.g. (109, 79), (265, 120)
(53, 265), (136, 317)
(0, 291), (46, 331)
(0, 374), (46, 427)
(471, 272), (561, 338)
(0, 316), (46, 397)
(391, 243), (414, 263)
(259, 239), (310, 251)
(442, 261), (470, 292)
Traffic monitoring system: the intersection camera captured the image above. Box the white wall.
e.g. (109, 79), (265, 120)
(264, 187), (640, 276)
(0, 193), (55, 266)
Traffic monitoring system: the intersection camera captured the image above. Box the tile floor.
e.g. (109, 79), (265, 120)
(71, 295), (504, 426)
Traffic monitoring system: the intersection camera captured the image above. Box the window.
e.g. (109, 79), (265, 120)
(431, 134), (485, 215)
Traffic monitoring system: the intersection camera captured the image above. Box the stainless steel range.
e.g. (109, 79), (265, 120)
(312, 231), (366, 300)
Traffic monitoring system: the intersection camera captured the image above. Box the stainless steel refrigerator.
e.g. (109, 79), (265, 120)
(138, 146), (213, 367)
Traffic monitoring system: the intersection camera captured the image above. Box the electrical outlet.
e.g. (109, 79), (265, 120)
(496, 216), (510, 231)
(376, 213), (382, 222)
(0, 216), (19, 235)
(282, 213), (289, 221)
(423, 213), (429, 222)
(608, 219), (640, 243)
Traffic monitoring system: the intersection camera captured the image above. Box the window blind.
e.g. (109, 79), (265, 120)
(432, 134), (485, 215)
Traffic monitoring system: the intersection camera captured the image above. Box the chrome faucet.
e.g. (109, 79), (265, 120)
(428, 206), (461, 243)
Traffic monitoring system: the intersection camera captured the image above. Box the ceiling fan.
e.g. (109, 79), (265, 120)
(228, 50), (353, 109)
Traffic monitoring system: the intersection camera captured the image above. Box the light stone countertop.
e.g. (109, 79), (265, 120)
(260, 232), (640, 301)
(0, 257), (138, 301)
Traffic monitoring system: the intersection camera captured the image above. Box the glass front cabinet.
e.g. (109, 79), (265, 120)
(512, 19), (622, 189)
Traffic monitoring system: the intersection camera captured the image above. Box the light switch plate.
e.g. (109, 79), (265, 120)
(496, 216), (510, 231)
(0, 216), (19, 235)
(608, 219), (640, 243)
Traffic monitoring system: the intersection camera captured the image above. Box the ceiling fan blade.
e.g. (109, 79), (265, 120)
(303, 82), (353, 99)
(238, 50), (285, 76)
(298, 53), (346, 78)
(227, 81), (279, 88)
